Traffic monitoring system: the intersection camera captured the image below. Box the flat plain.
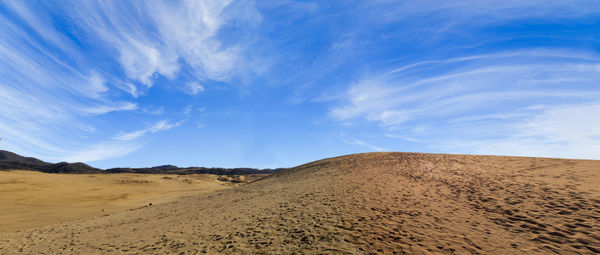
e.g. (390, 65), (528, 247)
(1, 152), (599, 254)
(0, 170), (237, 233)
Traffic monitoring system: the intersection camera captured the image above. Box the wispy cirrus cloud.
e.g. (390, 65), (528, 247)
(330, 49), (600, 159)
(60, 142), (143, 163)
(1, 0), (599, 169)
(440, 103), (600, 159)
(82, 103), (138, 115)
(308, 1), (600, 156)
(341, 138), (386, 152)
(63, 0), (260, 88)
(360, 0), (600, 31)
(0, 0), (257, 164)
(114, 120), (185, 141)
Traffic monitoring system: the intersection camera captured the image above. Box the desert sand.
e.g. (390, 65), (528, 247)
(0, 171), (243, 233)
(1, 152), (599, 254)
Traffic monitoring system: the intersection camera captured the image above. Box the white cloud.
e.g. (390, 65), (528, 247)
(384, 133), (422, 143)
(184, 82), (205, 95)
(150, 120), (182, 132)
(113, 81), (147, 98)
(83, 102), (138, 115)
(520, 104), (600, 147)
(113, 130), (147, 142)
(66, 0), (259, 87)
(86, 72), (109, 98)
(114, 120), (184, 141)
(148, 0), (243, 81)
(331, 49), (600, 158)
(60, 142), (143, 163)
(441, 103), (600, 159)
(332, 51), (600, 124)
(341, 138), (386, 152)
(0, 2), (161, 164)
(0, 0), (257, 164)
(362, 0), (600, 30)
(117, 37), (180, 86)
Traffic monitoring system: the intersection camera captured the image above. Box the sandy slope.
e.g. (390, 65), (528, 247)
(1, 153), (599, 254)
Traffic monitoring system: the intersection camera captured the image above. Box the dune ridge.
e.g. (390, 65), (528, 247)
(1, 152), (599, 254)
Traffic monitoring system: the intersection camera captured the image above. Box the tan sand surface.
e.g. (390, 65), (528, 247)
(1, 152), (599, 254)
(0, 170), (236, 233)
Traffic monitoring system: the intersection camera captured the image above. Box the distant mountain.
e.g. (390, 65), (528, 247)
(0, 150), (102, 174)
(0, 150), (279, 175)
(0, 150), (47, 164)
(40, 162), (103, 174)
(105, 166), (282, 175)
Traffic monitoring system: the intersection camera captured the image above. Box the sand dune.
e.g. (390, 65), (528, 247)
(1, 153), (599, 254)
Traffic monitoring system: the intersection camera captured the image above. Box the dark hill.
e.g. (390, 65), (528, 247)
(105, 166), (281, 175)
(0, 150), (47, 164)
(0, 150), (107, 174)
(40, 162), (103, 174)
(0, 150), (278, 175)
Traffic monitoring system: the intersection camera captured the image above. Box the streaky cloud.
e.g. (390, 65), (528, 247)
(330, 49), (600, 159)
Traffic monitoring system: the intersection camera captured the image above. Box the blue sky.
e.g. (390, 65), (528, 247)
(1, 0), (599, 169)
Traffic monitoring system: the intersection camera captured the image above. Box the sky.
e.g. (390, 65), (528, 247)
(1, 0), (599, 169)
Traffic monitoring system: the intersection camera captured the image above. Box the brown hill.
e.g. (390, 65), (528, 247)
(0, 152), (599, 254)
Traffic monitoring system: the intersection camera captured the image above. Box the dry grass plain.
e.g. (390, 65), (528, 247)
(0, 171), (241, 233)
(1, 152), (599, 254)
